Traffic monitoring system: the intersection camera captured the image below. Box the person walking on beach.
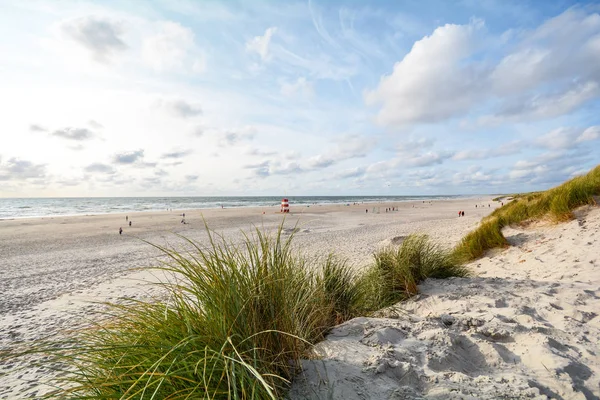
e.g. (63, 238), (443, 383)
(462, 211), (465, 217)
(129, 221), (132, 227)
(119, 227), (122, 235)
(458, 210), (461, 217)
(126, 216), (128, 222)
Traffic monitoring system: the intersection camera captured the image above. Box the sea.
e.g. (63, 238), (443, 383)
(0, 196), (467, 219)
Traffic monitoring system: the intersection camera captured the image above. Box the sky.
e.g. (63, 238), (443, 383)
(1, 0), (599, 197)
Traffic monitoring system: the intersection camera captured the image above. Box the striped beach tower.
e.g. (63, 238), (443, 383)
(281, 198), (289, 213)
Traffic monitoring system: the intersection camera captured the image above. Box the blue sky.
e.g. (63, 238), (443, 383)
(0, 0), (599, 197)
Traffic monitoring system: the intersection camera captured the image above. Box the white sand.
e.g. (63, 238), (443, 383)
(289, 206), (600, 399)
(4, 197), (577, 398)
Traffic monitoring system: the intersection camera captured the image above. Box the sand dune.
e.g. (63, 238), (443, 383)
(290, 206), (600, 399)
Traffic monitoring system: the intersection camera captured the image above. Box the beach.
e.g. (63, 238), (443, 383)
(1, 198), (493, 398)
(3, 198), (599, 398)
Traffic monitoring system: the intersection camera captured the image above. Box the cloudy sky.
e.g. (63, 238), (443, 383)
(1, 0), (599, 197)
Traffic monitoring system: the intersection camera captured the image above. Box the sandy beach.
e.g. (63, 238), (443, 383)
(3, 198), (599, 399)
(1, 198), (493, 398)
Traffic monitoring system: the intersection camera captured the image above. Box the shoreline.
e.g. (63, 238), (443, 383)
(0, 194), (494, 221)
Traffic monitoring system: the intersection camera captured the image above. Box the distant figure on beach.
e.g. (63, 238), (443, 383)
(125, 216), (128, 221)
(475, 204), (477, 208)
(462, 211), (465, 217)
(129, 221), (132, 227)
(366, 209), (368, 213)
(458, 211), (461, 217)
(119, 227), (122, 235)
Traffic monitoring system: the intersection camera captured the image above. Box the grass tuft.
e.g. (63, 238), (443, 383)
(454, 164), (600, 262)
(318, 255), (362, 325)
(358, 234), (469, 311)
(14, 226), (334, 399)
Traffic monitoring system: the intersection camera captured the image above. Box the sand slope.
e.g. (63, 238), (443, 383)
(290, 207), (600, 399)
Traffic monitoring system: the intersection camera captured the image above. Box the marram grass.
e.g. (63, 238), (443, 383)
(358, 234), (469, 312)
(454, 164), (600, 261)
(3, 228), (467, 399)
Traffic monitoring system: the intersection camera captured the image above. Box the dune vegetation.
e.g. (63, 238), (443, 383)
(454, 164), (600, 261)
(357, 235), (469, 313)
(8, 228), (466, 399)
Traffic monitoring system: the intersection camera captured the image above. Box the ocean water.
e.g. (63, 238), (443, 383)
(0, 195), (465, 219)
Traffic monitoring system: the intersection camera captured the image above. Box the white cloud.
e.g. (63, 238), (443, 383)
(507, 150), (588, 185)
(576, 126), (600, 143)
(245, 147), (278, 157)
(159, 99), (203, 118)
(88, 120), (104, 129)
(0, 158), (47, 181)
(492, 9), (600, 95)
(364, 150), (453, 178)
(305, 134), (373, 170)
(30, 124), (48, 132)
(85, 162), (115, 174)
(113, 149), (145, 164)
(334, 166), (365, 179)
(535, 127), (580, 150)
(52, 127), (96, 141)
(217, 126), (257, 146)
(480, 81), (600, 125)
(281, 77), (314, 98)
(246, 27), (277, 61)
(404, 151), (454, 167)
(395, 137), (434, 154)
(60, 16), (127, 63)
(536, 125), (600, 150)
(452, 141), (523, 160)
(142, 21), (206, 73)
(368, 8), (600, 128)
(366, 19), (487, 126)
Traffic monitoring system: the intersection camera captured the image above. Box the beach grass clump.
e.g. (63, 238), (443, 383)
(358, 234), (469, 311)
(454, 164), (600, 262)
(24, 227), (359, 399)
(317, 255), (363, 325)
(453, 217), (508, 261)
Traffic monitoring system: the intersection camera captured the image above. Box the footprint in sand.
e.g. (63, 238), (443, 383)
(427, 333), (488, 376)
